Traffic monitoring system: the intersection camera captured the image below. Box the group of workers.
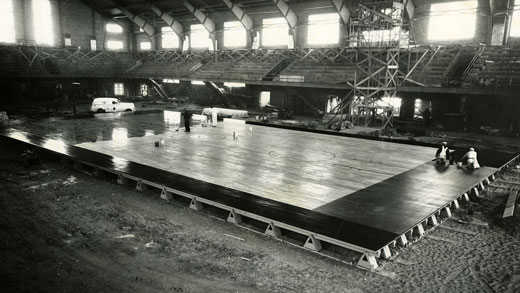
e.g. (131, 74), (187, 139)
(182, 106), (218, 132)
(435, 141), (480, 170)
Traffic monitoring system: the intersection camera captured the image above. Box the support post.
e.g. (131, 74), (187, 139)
(190, 198), (203, 211)
(357, 254), (378, 270)
(304, 235), (322, 251)
(452, 199), (460, 209)
(117, 174), (127, 185)
(473, 187), (480, 197)
(397, 234), (408, 246)
(429, 214), (439, 226)
(442, 206), (452, 218)
(227, 209), (242, 224)
(414, 224), (425, 237)
(136, 180), (147, 191)
(265, 222), (282, 237)
(160, 188), (172, 201)
(381, 245), (391, 259)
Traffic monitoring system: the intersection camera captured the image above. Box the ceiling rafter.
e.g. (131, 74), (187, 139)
(271, 0), (298, 47)
(150, 4), (184, 37)
(222, 0), (254, 31)
(182, 0), (217, 40)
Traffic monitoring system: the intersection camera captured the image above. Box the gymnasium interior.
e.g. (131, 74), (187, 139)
(0, 0), (520, 292)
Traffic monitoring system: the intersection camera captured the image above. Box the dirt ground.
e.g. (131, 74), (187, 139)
(0, 140), (520, 292)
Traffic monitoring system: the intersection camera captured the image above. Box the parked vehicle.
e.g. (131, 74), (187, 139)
(91, 98), (135, 113)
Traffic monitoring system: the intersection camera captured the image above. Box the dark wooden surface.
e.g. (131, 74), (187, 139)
(1, 116), (517, 252)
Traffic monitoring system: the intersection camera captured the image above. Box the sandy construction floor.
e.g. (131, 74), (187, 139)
(1, 143), (519, 292)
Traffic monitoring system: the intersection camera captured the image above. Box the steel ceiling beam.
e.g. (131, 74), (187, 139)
(221, 0), (254, 31)
(120, 7), (156, 40)
(150, 4), (184, 36)
(182, 0), (217, 41)
(271, 0), (297, 46)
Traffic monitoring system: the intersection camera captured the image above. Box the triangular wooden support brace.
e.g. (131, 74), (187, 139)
(381, 246), (391, 259)
(265, 222), (281, 237)
(429, 214), (439, 226)
(490, 174), (496, 181)
(442, 206), (452, 218)
(357, 254), (378, 270)
(462, 193), (470, 202)
(136, 180), (147, 191)
(472, 187), (480, 197)
(479, 182), (485, 190)
(304, 234), (322, 251)
(117, 174), (127, 185)
(485, 178), (491, 185)
(452, 199), (460, 209)
(189, 198), (203, 211)
(397, 234), (408, 246)
(414, 224), (425, 237)
(160, 188), (172, 201)
(227, 209), (242, 224)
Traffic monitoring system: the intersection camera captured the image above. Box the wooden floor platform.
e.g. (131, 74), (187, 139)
(1, 111), (517, 270)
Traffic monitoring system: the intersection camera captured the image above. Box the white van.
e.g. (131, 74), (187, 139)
(91, 97), (135, 113)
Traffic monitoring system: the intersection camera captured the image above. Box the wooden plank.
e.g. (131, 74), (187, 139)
(503, 189), (519, 218)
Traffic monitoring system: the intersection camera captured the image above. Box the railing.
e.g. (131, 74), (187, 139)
(461, 44), (486, 83)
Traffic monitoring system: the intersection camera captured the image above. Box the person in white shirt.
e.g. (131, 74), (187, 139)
(461, 147), (480, 169)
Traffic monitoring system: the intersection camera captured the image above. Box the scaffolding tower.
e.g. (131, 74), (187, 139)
(328, 0), (406, 129)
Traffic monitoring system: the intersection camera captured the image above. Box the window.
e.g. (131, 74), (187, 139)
(106, 23), (123, 33)
(163, 79), (179, 83)
(89, 36), (97, 50)
(190, 24), (211, 49)
(0, 0), (15, 43)
(224, 21), (246, 47)
(262, 18), (289, 47)
(511, 7), (520, 37)
(107, 40), (123, 50)
(33, 0), (54, 45)
(307, 13), (340, 45)
(259, 91), (270, 107)
(141, 84), (148, 96)
(140, 41), (151, 50)
(191, 80), (205, 85)
(428, 1), (478, 41)
(114, 83), (124, 96)
(162, 26), (179, 49)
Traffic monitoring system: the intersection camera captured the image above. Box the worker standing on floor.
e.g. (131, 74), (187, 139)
(211, 106), (218, 127)
(183, 107), (192, 132)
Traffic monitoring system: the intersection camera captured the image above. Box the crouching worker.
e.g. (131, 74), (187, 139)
(435, 142), (452, 165)
(461, 148), (480, 169)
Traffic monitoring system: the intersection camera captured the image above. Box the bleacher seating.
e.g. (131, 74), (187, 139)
(191, 61), (276, 81)
(277, 61), (356, 84)
(128, 61), (201, 79)
(472, 46), (520, 88)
